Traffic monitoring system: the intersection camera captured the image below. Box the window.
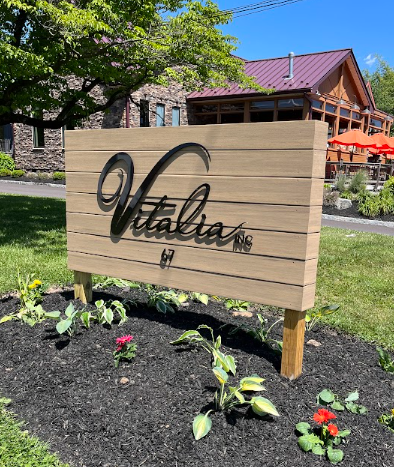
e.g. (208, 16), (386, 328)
(140, 100), (149, 127)
(251, 100), (274, 110)
(311, 100), (323, 110)
(194, 104), (218, 113)
(221, 113), (244, 124)
(325, 103), (337, 114)
(340, 108), (350, 118)
(172, 107), (180, 127)
(278, 98), (304, 108)
(32, 110), (44, 148)
(156, 104), (165, 127)
(370, 118), (382, 128)
(61, 123), (75, 149)
(250, 100), (274, 123)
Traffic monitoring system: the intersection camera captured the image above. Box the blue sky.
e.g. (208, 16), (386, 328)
(215, 0), (394, 71)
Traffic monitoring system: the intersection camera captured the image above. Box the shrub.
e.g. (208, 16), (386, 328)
(348, 170), (367, 194)
(11, 169), (25, 178)
(334, 174), (347, 193)
(358, 196), (381, 217)
(339, 190), (355, 200)
(53, 171), (66, 180)
(0, 152), (15, 171)
(383, 176), (394, 195)
(0, 168), (11, 177)
(37, 172), (51, 180)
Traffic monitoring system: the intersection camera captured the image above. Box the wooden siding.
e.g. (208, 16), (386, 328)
(65, 121), (327, 311)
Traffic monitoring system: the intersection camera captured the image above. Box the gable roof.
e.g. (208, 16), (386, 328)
(188, 49), (353, 99)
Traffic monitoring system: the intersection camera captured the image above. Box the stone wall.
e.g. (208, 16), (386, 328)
(12, 81), (194, 172)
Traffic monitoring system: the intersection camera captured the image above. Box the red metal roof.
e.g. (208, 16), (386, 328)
(188, 49), (352, 99)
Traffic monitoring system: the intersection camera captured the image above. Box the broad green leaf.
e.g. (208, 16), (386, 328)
(240, 381), (265, 392)
(225, 355), (236, 376)
(305, 314), (311, 323)
(95, 300), (104, 309)
(65, 303), (75, 318)
(344, 390), (359, 402)
(327, 446), (344, 464)
(331, 401), (345, 411)
(170, 330), (201, 345)
(0, 397), (12, 406)
(295, 422), (311, 435)
(215, 335), (221, 350)
(241, 375), (265, 384)
(56, 319), (72, 334)
(156, 301), (167, 313)
(80, 311), (91, 328)
(193, 413), (212, 440)
(321, 304), (340, 315)
(44, 311), (60, 320)
(212, 367), (228, 384)
(251, 397), (279, 417)
(178, 293), (188, 303)
(298, 434), (322, 452)
(0, 315), (13, 323)
(337, 429), (351, 438)
(317, 389), (335, 405)
(199, 294), (209, 305)
(229, 387), (245, 404)
(213, 350), (230, 372)
(312, 444), (326, 456)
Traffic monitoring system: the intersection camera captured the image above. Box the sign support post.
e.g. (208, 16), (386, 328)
(74, 271), (92, 304)
(280, 309), (306, 379)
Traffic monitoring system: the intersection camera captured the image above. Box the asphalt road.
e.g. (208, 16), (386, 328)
(1, 180), (394, 236)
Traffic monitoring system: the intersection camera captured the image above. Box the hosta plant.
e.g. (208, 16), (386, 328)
(94, 277), (140, 290)
(378, 409), (394, 433)
(94, 300), (128, 325)
(317, 389), (367, 414)
(171, 325), (232, 372)
(190, 292), (209, 305)
(224, 298), (250, 312)
(193, 364), (279, 440)
(305, 304), (340, 331)
(147, 288), (188, 314)
(56, 303), (83, 336)
(296, 409), (350, 464)
(228, 313), (283, 353)
(377, 347), (394, 373)
(113, 335), (137, 368)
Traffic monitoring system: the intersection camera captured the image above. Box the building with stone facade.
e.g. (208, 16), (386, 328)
(1, 48), (391, 173)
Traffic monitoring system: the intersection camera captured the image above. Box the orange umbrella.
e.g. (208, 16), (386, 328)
(370, 132), (394, 150)
(328, 129), (377, 148)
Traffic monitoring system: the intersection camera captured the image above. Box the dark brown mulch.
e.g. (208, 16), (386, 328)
(0, 288), (393, 467)
(0, 176), (65, 185)
(323, 202), (394, 222)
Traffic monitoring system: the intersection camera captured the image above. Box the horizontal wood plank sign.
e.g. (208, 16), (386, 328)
(65, 121), (328, 379)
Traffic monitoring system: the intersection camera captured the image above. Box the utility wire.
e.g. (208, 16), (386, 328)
(217, 0), (306, 19)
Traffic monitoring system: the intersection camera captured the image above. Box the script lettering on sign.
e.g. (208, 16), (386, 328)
(97, 143), (247, 246)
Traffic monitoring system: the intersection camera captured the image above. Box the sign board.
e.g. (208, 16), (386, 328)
(65, 121), (327, 378)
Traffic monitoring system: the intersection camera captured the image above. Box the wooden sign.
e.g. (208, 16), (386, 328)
(65, 121), (327, 379)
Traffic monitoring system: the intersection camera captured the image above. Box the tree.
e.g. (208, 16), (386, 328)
(0, 0), (263, 129)
(363, 57), (394, 119)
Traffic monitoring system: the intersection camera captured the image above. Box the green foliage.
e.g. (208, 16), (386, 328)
(113, 336), (137, 368)
(335, 174), (347, 193)
(0, 152), (15, 171)
(305, 304), (340, 331)
(376, 347), (394, 373)
(94, 276), (140, 290)
(383, 176), (394, 195)
(147, 287), (187, 314)
(0, 1), (265, 128)
(339, 190), (354, 200)
(11, 169), (24, 178)
(378, 410), (394, 433)
(348, 170), (367, 194)
(228, 314), (283, 353)
(358, 187), (394, 217)
(224, 298), (250, 311)
(94, 299), (128, 325)
(193, 359), (278, 440)
(0, 168), (11, 177)
(0, 399), (69, 467)
(317, 389), (367, 414)
(52, 171), (66, 180)
(190, 292), (209, 305)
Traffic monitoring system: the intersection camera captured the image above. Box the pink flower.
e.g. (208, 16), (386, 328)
(115, 335), (133, 351)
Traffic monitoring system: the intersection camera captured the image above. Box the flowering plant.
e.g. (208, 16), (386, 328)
(296, 408), (351, 464)
(113, 335), (137, 368)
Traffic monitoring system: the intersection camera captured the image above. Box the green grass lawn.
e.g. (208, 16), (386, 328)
(0, 193), (393, 349)
(0, 400), (68, 467)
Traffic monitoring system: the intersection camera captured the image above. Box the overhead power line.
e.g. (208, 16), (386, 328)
(221, 0), (306, 19)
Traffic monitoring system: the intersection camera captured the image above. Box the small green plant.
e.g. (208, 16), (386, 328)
(56, 303), (83, 336)
(224, 298), (250, 312)
(193, 364), (279, 440)
(190, 292), (209, 305)
(147, 288), (188, 314)
(94, 276), (140, 289)
(377, 347), (394, 373)
(296, 408), (350, 464)
(305, 304), (340, 331)
(378, 409), (394, 433)
(0, 152), (15, 171)
(317, 388), (367, 414)
(11, 169), (25, 178)
(94, 299), (128, 325)
(323, 183), (332, 190)
(335, 174), (347, 193)
(113, 335), (137, 368)
(348, 170), (367, 194)
(52, 171), (66, 180)
(0, 168), (11, 177)
(228, 314), (283, 352)
(339, 190), (354, 200)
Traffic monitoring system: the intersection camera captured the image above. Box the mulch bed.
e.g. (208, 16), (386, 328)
(0, 287), (393, 467)
(0, 176), (65, 185)
(323, 202), (394, 222)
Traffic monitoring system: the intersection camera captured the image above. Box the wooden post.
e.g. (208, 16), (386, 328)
(74, 271), (92, 303)
(280, 309), (306, 380)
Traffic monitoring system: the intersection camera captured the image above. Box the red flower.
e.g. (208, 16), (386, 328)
(115, 335), (133, 351)
(328, 424), (339, 437)
(313, 408), (336, 425)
